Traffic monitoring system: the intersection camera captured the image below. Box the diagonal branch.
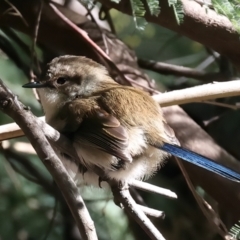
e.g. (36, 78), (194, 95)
(0, 79), (98, 240)
(111, 181), (166, 240)
(92, 166), (167, 240)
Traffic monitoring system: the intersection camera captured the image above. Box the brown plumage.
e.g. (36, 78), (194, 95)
(23, 55), (177, 185)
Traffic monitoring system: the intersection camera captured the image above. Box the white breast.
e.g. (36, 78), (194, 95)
(68, 127), (168, 186)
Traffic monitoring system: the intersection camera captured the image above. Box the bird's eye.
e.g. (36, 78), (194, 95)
(56, 77), (67, 85)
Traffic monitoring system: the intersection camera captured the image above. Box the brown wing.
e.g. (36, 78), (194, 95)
(75, 107), (132, 162)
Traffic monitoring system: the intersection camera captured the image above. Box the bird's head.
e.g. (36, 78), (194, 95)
(23, 55), (115, 104)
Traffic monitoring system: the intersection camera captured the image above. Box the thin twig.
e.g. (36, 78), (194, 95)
(111, 180), (166, 240)
(138, 59), (228, 82)
(3, 0), (28, 26)
(137, 204), (165, 219)
(90, 164), (167, 239)
(174, 157), (229, 239)
(130, 179), (177, 199)
(49, 3), (130, 86)
(29, 0), (42, 78)
(202, 100), (239, 110)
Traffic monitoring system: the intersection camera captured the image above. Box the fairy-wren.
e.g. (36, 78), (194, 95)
(23, 55), (240, 185)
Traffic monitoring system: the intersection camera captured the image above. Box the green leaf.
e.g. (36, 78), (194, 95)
(172, 0), (184, 25)
(108, 0), (184, 29)
(146, 0), (160, 16)
(130, 0), (147, 30)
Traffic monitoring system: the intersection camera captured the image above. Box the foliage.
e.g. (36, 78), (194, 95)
(212, 0), (240, 33)
(229, 220), (240, 240)
(109, 0), (240, 33)
(109, 0), (183, 29)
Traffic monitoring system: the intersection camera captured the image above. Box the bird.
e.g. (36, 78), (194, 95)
(23, 55), (240, 185)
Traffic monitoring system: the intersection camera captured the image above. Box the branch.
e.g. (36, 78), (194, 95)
(153, 79), (240, 107)
(48, 3), (130, 86)
(110, 180), (166, 240)
(97, 0), (240, 70)
(130, 179), (177, 199)
(138, 59), (229, 82)
(0, 79), (97, 240)
(2, 79), (240, 142)
(92, 165), (167, 240)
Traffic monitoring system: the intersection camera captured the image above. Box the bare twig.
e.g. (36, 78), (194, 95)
(0, 120), (25, 140)
(90, 164), (167, 239)
(3, 0), (28, 26)
(138, 59), (229, 82)
(110, 180), (166, 240)
(137, 204), (165, 218)
(29, 0), (42, 78)
(49, 3), (130, 86)
(130, 179), (177, 199)
(130, 184), (165, 219)
(174, 157), (229, 239)
(0, 79), (97, 240)
(153, 80), (240, 107)
(202, 100), (240, 110)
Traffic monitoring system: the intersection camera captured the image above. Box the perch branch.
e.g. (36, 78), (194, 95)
(94, 164), (167, 239)
(110, 180), (166, 240)
(0, 79), (97, 240)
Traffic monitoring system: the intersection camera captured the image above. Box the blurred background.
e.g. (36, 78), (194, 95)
(0, 0), (240, 239)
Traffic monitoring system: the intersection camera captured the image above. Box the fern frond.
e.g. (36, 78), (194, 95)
(168, 0), (184, 25)
(109, 0), (184, 30)
(212, 0), (240, 33)
(146, 0), (160, 16)
(172, 0), (184, 25)
(229, 220), (240, 240)
(168, 0), (177, 6)
(130, 0), (147, 30)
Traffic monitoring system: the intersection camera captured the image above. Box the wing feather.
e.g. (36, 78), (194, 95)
(75, 107), (132, 162)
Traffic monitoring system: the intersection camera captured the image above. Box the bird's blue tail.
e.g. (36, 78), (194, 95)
(159, 143), (240, 182)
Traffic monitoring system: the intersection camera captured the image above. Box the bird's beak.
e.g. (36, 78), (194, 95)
(22, 81), (48, 88)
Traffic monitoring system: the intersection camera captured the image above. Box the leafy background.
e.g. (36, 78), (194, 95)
(0, 0), (240, 240)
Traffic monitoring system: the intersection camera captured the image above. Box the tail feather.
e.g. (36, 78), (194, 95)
(159, 143), (240, 182)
